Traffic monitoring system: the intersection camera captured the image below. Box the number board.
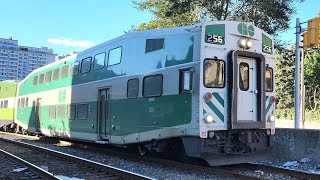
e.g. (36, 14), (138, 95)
(205, 24), (225, 45)
(262, 33), (273, 54)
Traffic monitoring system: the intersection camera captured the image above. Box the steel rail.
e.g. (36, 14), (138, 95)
(0, 149), (61, 180)
(0, 137), (155, 180)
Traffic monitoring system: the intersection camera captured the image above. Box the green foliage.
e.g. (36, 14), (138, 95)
(275, 46), (295, 109)
(276, 107), (320, 122)
(133, 0), (304, 40)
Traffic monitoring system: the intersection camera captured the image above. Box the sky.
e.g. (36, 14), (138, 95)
(0, 0), (319, 56)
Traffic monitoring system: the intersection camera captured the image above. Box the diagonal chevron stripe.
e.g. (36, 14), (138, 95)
(206, 100), (224, 122)
(212, 93), (224, 107)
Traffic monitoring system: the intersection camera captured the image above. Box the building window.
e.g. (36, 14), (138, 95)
(39, 74), (45, 84)
(239, 62), (249, 91)
(108, 47), (122, 66)
(266, 67), (273, 92)
(53, 68), (60, 81)
(49, 106), (56, 119)
(45, 71), (52, 83)
(57, 105), (66, 119)
(93, 52), (105, 70)
(143, 74), (163, 97)
(145, 38), (164, 53)
(127, 78), (139, 98)
(61, 65), (69, 79)
(77, 104), (88, 119)
(67, 105), (76, 120)
(81, 57), (92, 73)
(71, 62), (80, 76)
(33, 76), (38, 86)
(204, 59), (225, 88)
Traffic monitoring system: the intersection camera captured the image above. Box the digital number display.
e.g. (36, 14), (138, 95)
(206, 34), (224, 44)
(263, 44), (272, 54)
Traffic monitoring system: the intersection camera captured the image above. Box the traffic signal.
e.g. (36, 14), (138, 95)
(302, 17), (320, 51)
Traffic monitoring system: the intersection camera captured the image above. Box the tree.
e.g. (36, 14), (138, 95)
(133, 0), (304, 41)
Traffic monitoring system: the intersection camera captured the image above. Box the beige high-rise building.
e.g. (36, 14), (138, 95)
(0, 37), (56, 81)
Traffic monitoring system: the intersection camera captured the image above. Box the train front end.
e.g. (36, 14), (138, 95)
(183, 21), (276, 166)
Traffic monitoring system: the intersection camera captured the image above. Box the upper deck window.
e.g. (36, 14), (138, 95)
(39, 74), (45, 84)
(45, 71), (52, 83)
(33, 76), (38, 86)
(145, 39), (164, 53)
(61, 65), (69, 79)
(93, 52), (106, 70)
(81, 57), (92, 73)
(204, 59), (225, 88)
(53, 68), (60, 81)
(108, 47), (122, 66)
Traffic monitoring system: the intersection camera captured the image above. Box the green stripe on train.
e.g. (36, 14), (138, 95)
(0, 108), (15, 120)
(16, 94), (192, 136)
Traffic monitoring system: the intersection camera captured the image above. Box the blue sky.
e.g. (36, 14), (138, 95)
(0, 0), (318, 56)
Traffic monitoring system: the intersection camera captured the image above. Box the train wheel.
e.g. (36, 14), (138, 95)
(138, 145), (147, 156)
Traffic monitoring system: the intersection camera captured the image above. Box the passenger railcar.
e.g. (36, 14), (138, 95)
(0, 80), (19, 131)
(14, 21), (275, 165)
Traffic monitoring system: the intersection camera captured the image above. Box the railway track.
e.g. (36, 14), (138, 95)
(1, 132), (320, 179)
(0, 137), (154, 180)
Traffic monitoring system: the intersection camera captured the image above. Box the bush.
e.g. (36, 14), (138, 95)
(276, 108), (320, 122)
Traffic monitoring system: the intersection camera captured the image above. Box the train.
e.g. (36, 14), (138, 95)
(0, 20), (275, 166)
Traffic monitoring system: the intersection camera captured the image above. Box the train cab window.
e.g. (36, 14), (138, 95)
(49, 106), (56, 119)
(127, 78), (139, 98)
(143, 74), (163, 97)
(81, 57), (92, 73)
(71, 62), (80, 76)
(67, 105), (76, 120)
(77, 104), (88, 119)
(46, 71), (52, 83)
(239, 62), (249, 91)
(93, 52), (106, 70)
(266, 67), (273, 92)
(3, 100), (8, 108)
(108, 47), (122, 66)
(53, 68), (60, 81)
(57, 106), (66, 119)
(39, 74), (45, 84)
(61, 65), (69, 79)
(204, 59), (225, 88)
(33, 76), (38, 86)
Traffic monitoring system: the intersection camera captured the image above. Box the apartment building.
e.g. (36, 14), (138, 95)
(0, 37), (56, 81)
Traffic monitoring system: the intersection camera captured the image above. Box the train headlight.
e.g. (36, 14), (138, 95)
(270, 115), (275, 122)
(238, 39), (247, 48)
(204, 113), (214, 124)
(246, 40), (253, 48)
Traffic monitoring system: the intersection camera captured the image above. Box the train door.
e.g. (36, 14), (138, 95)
(98, 88), (111, 141)
(35, 98), (41, 132)
(237, 57), (257, 122)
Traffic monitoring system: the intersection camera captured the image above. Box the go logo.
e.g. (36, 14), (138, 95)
(237, 23), (255, 37)
(59, 89), (66, 103)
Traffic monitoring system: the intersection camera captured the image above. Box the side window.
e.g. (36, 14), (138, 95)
(17, 99), (20, 108)
(46, 71), (52, 83)
(71, 62), (80, 76)
(180, 69), (193, 93)
(4, 100), (8, 108)
(81, 57), (92, 73)
(0, 101), (3, 108)
(53, 68), (60, 81)
(67, 105), (76, 120)
(25, 97), (29, 107)
(93, 53), (106, 70)
(61, 65), (69, 79)
(204, 59), (225, 88)
(127, 78), (139, 98)
(108, 47), (122, 66)
(57, 106), (66, 119)
(145, 38), (164, 53)
(21, 98), (25, 108)
(266, 67), (273, 92)
(143, 75), (163, 97)
(239, 62), (249, 91)
(39, 74), (45, 84)
(77, 104), (88, 119)
(49, 106), (56, 119)
(33, 76), (38, 86)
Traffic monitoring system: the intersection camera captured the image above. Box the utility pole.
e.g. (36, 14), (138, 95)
(294, 18), (301, 129)
(300, 48), (305, 128)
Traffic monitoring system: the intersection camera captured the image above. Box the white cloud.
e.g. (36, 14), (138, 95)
(47, 38), (95, 48)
